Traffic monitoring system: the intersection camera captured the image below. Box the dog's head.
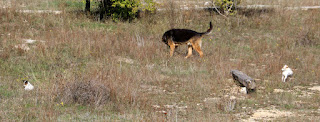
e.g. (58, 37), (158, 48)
(23, 80), (28, 85)
(282, 65), (290, 71)
(162, 30), (174, 47)
(22, 80), (29, 88)
(162, 35), (169, 46)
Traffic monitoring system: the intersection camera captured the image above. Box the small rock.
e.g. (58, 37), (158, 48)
(117, 57), (134, 64)
(273, 89), (284, 93)
(152, 105), (160, 109)
(156, 110), (167, 114)
(146, 64), (155, 70)
(230, 96), (237, 100)
(14, 44), (30, 51)
(178, 106), (188, 109)
(164, 104), (175, 109)
(308, 86), (320, 92)
(24, 39), (37, 44)
(203, 97), (220, 103)
(229, 58), (242, 62)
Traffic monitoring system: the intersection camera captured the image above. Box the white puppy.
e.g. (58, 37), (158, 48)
(23, 80), (34, 91)
(282, 65), (293, 82)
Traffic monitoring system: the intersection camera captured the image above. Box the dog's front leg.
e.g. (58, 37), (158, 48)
(170, 46), (175, 57)
(169, 44), (176, 57)
(168, 40), (176, 57)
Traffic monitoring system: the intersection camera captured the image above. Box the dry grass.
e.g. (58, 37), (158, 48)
(241, 0), (320, 6)
(57, 79), (111, 106)
(0, 0), (320, 121)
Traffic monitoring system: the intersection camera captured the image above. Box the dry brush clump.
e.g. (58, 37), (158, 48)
(57, 79), (111, 106)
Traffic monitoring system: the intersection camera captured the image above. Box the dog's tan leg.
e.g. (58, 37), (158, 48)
(170, 45), (175, 57)
(185, 44), (193, 58)
(192, 40), (204, 58)
(168, 40), (175, 57)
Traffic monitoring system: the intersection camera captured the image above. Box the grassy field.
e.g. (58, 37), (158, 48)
(0, 0), (320, 121)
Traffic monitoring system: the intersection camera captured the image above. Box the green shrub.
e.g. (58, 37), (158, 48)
(99, 0), (156, 21)
(214, 0), (241, 16)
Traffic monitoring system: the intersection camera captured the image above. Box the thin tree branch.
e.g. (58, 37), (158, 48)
(212, 1), (228, 19)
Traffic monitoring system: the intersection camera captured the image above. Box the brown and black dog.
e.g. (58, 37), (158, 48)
(162, 22), (213, 58)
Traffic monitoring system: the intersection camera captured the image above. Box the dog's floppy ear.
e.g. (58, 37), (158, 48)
(23, 80), (28, 85)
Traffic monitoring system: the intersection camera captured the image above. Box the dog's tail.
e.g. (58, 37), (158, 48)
(201, 21), (213, 36)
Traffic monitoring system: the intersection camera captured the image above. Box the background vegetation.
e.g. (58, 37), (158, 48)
(0, 0), (319, 121)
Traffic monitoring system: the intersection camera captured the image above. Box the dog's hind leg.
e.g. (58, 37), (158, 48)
(192, 40), (204, 58)
(185, 43), (193, 58)
(283, 75), (287, 82)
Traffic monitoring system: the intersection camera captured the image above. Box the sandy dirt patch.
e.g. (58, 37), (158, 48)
(308, 86), (320, 92)
(243, 107), (293, 121)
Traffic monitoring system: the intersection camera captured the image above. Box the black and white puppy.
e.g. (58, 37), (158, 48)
(23, 80), (34, 91)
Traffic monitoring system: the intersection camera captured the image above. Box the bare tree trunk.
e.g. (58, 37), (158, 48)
(85, 0), (90, 12)
(231, 70), (256, 91)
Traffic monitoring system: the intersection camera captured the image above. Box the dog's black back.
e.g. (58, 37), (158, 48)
(162, 29), (200, 45)
(162, 22), (212, 46)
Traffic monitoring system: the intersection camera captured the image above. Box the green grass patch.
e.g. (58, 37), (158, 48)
(0, 85), (14, 98)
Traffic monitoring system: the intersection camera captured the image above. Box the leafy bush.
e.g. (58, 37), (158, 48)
(213, 0), (241, 16)
(99, 0), (156, 21)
